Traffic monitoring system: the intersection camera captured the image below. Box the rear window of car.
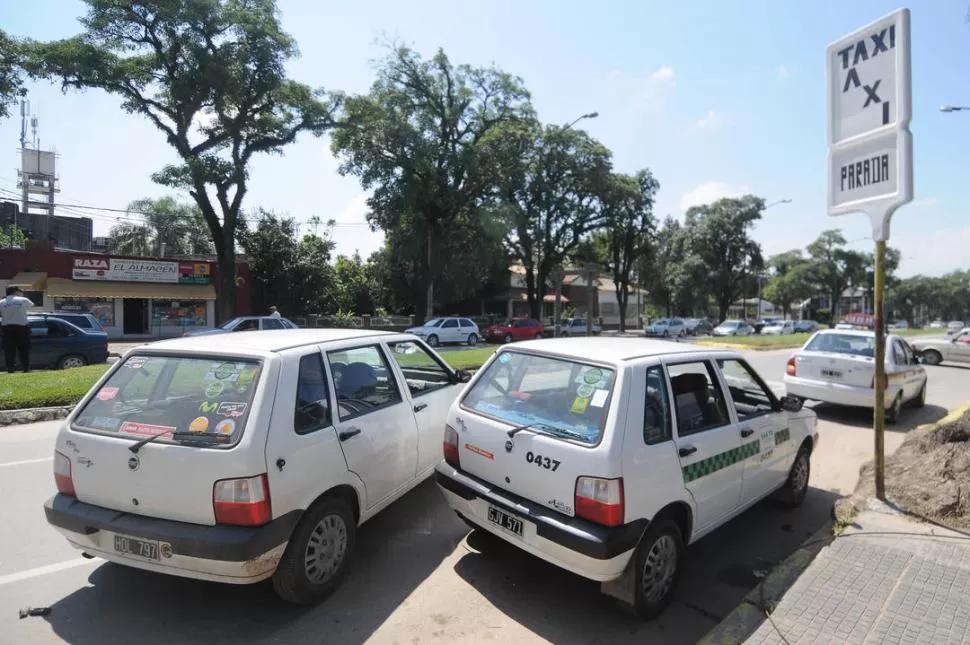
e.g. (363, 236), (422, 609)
(72, 355), (261, 447)
(461, 351), (616, 445)
(804, 333), (874, 357)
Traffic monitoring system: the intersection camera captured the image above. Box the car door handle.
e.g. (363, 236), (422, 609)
(338, 428), (361, 442)
(678, 446), (697, 457)
(413, 403), (428, 413)
(741, 428), (754, 438)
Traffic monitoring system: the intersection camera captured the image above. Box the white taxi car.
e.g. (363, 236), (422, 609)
(784, 329), (926, 423)
(433, 338), (818, 618)
(44, 329), (470, 604)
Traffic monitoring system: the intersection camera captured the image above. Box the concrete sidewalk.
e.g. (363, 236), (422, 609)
(742, 500), (970, 644)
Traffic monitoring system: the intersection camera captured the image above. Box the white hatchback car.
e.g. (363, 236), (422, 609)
(44, 329), (470, 604)
(783, 329), (927, 423)
(761, 320), (795, 336)
(434, 338), (818, 618)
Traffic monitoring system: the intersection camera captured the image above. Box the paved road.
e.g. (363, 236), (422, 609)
(3, 348), (967, 644)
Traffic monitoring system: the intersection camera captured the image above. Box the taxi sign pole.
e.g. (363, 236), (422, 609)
(826, 9), (912, 501)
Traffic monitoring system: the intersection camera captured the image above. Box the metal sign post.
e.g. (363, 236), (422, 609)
(551, 266), (565, 338)
(582, 263), (599, 337)
(826, 8), (912, 500)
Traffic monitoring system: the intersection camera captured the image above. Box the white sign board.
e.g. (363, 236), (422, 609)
(72, 257), (180, 283)
(827, 8), (912, 241)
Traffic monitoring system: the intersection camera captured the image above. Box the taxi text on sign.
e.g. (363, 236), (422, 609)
(826, 8), (912, 242)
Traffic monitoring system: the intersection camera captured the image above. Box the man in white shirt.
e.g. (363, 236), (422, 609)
(0, 286), (34, 373)
(269, 306), (281, 319)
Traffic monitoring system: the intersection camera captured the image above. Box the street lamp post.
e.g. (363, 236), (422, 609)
(941, 105), (970, 113)
(754, 199), (792, 320)
(565, 112), (599, 130)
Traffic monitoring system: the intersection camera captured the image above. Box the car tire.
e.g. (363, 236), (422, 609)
(426, 334), (439, 348)
(776, 444), (811, 507)
(504, 334), (512, 344)
(467, 334), (478, 346)
(885, 392), (903, 424)
(911, 381), (926, 408)
(662, 330), (669, 338)
(630, 519), (684, 620)
(535, 333), (543, 340)
(272, 498), (356, 605)
(921, 349), (942, 366)
(57, 354), (87, 370)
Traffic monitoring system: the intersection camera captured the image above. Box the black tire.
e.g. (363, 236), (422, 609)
(535, 333), (543, 340)
(885, 392), (903, 424)
(776, 444), (811, 507)
(272, 499), (356, 605)
(662, 330), (669, 338)
(426, 334), (439, 348)
(57, 354), (87, 370)
(467, 333), (478, 346)
(504, 334), (512, 344)
(630, 519), (684, 620)
(911, 381), (926, 408)
(922, 349), (942, 366)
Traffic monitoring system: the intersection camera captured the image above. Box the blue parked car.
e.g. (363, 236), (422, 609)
(11, 315), (110, 369)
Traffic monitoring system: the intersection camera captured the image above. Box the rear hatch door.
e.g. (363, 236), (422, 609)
(795, 350), (875, 388)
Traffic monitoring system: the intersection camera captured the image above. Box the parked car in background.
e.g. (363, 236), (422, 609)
(34, 311), (105, 333)
(929, 320), (946, 329)
(183, 315), (299, 337)
(890, 321), (910, 329)
(558, 317), (602, 336)
(753, 317), (780, 334)
(405, 317), (479, 347)
(910, 328), (970, 365)
(644, 317), (686, 338)
(793, 320), (819, 333)
(435, 337), (818, 618)
(761, 320), (795, 336)
(44, 329), (472, 604)
(784, 329), (926, 423)
(684, 318), (713, 336)
(946, 321), (965, 335)
(483, 318), (544, 344)
(8, 315), (110, 369)
(712, 320), (754, 337)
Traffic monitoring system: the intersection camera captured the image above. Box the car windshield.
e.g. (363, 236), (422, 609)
(804, 333), (875, 357)
(72, 355), (261, 446)
(720, 322), (739, 328)
(461, 351), (616, 445)
(654, 319), (669, 325)
(424, 318), (444, 328)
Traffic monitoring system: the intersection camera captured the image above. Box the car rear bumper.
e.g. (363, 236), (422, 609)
(784, 376), (902, 409)
(433, 464), (645, 582)
(44, 493), (301, 584)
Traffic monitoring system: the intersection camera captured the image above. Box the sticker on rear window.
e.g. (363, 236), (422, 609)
(213, 362), (237, 380)
(216, 402), (247, 418)
(570, 396), (590, 413)
(97, 387), (119, 401)
(582, 369), (603, 385)
(124, 357), (147, 369)
(576, 383), (594, 398)
(189, 416), (209, 432)
(204, 381), (225, 399)
(215, 419), (235, 435)
(90, 416), (119, 430)
(199, 401), (219, 414)
(498, 353), (511, 363)
(119, 422), (174, 438)
(590, 389), (609, 408)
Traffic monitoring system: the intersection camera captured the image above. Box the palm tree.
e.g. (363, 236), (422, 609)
(107, 196), (214, 256)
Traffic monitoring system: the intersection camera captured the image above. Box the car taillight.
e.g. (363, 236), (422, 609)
(443, 423), (460, 468)
(575, 476), (624, 527)
(213, 474), (272, 526)
(786, 357), (796, 376)
(54, 450), (76, 497)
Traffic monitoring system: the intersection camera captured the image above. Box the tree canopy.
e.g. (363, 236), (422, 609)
(108, 196), (214, 256)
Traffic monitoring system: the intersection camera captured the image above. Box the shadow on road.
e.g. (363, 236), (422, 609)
(41, 480), (461, 645)
(811, 402), (947, 431)
(452, 486), (840, 644)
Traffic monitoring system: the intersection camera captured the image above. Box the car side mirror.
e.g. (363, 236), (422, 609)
(779, 394), (804, 412)
(455, 368), (472, 383)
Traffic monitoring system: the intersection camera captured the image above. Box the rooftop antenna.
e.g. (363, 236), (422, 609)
(31, 115), (39, 149)
(19, 100), (28, 149)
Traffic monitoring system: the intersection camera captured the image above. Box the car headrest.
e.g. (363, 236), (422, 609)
(670, 372), (708, 396)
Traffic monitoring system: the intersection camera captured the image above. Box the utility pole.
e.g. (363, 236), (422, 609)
(583, 263), (599, 336)
(551, 266), (565, 338)
(425, 228), (434, 321)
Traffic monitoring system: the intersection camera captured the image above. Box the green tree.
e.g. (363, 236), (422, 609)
(0, 224), (27, 248)
(26, 0), (340, 322)
(679, 195), (766, 321)
(331, 45), (532, 321)
(806, 230), (868, 324)
(0, 30), (26, 119)
(108, 196), (214, 256)
(763, 250), (815, 319)
(334, 253), (375, 315)
(486, 121), (613, 318)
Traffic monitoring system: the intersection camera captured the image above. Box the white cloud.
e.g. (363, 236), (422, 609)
(327, 193), (384, 259)
(691, 109), (728, 131)
(606, 65), (676, 114)
(777, 65), (789, 81)
(678, 181), (750, 212)
(650, 65), (675, 84)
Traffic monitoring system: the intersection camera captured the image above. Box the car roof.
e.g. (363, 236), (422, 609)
(502, 337), (736, 364)
(136, 328), (395, 357)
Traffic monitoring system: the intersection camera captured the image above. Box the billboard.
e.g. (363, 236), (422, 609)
(72, 257), (211, 284)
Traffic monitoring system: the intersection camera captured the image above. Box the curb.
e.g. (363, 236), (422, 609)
(0, 405), (74, 427)
(697, 522), (835, 644)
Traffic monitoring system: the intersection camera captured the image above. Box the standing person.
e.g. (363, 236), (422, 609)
(0, 286), (34, 373)
(268, 306), (281, 319)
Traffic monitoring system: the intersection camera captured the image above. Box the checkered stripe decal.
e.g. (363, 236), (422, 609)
(682, 440), (761, 483)
(775, 428), (791, 446)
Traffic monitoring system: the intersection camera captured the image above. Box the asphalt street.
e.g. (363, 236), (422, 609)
(3, 344), (967, 644)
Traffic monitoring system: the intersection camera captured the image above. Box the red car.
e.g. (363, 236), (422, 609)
(484, 318), (545, 344)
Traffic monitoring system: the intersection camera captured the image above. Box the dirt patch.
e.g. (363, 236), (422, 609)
(837, 405), (970, 529)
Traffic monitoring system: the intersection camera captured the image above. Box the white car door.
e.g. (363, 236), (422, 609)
(665, 359), (744, 534)
(894, 339), (925, 400)
(440, 318), (461, 343)
(716, 358), (792, 507)
(326, 343), (419, 510)
(384, 339), (464, 473)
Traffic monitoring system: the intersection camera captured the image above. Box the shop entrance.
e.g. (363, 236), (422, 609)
(123, 298), (149, 334)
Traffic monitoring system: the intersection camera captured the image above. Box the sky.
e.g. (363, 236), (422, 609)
(0, 0), (968, 278)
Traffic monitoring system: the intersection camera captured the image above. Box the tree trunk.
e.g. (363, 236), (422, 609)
(525, 267), (538, 320)
(216, 246), (237, 324)
(616, 287), (628, 332)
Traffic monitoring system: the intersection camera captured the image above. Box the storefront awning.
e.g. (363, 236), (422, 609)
(45, 278), (217, 300)
(8, 272), (48, 290)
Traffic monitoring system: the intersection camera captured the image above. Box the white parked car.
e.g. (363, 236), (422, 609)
(910, 327), (970, 366)
(434, 338), (818, 618)
(405, 316), (480, 347)
(946, 321), (965, 336)
(761, 320), (795, 336)
(644, 317), (686, 338)
(784, 329), (927, 423)
(712, 320), (754, 337)
(44, 329), (470, 604)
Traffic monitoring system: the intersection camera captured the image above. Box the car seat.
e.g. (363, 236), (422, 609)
(670, 372), (725, 433)
(338, 362), (377, 400)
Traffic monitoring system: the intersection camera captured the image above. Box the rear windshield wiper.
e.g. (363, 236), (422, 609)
(129, 429), (231, 453)
(507, 421), (588, 442)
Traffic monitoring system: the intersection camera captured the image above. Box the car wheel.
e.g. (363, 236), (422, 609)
(535, 333), (543, 340)
(272, 498), (356, 605)
(630, 519), (683, 619)
(662, 330), (669, 338)
(776, 444), (811, 507)
(57, 354), (87, 370)
(885, 392), (903, 425)
(426, 334), (439, 348)
(911, 381), (926, 408)
(504, 334), (512, 344)
(921, 349), (942, 366)
(467, 333), (478, 346)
